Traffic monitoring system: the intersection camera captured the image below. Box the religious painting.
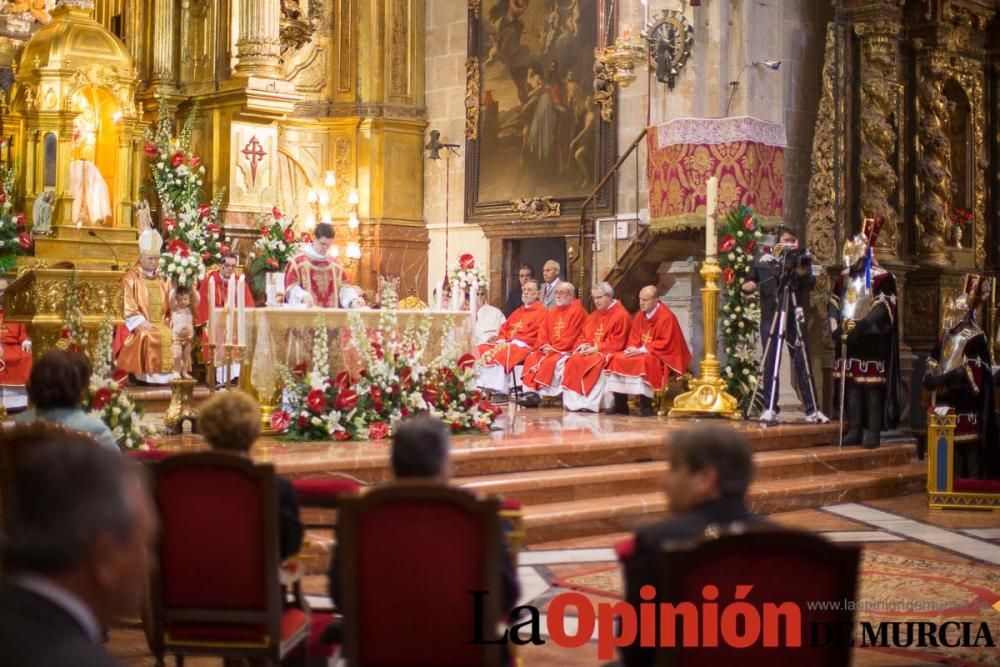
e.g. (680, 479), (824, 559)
(465, 0), (615, 222)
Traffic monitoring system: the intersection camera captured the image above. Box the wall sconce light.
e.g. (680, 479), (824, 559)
(753, 59), (782, 71)
(324, 170), (336, 188)
(346, 242), (362, 260)
(347, 211), (359, 230)
(307, 189), (319, 204)
(304, 214), (316, 230)
(331, 245), (340, 258)
(725, 58), (783, 117)
(347, 189), (360, 206)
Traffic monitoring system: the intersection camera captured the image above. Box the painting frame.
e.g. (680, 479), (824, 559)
(464, 0), (617, 225)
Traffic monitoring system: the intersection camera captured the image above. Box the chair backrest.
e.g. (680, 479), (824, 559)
(148, 452), (282, 644)
(654, 527), (859, 667)
(337, 481), (503, 667)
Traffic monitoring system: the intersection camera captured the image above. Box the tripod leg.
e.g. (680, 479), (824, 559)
(746, 308), (782, 418)
(765, 287), (793, 418)
(789, 292), (823, 418)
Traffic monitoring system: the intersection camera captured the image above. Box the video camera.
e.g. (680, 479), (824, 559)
(772, 242), (812, 276)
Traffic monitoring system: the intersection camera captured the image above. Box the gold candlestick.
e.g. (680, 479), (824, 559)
(669, 258), (741, 419)
(206, 342), (217, 393)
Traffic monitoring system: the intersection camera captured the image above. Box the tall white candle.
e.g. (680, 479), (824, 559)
(225, 276), (236, 345)
(705, 176), (719, 258)
(435, 279), (443, 310)
(207, 275), (217, 346)
(450, 280), (460, 311)
(237, 275), (247, 346)
(470, 279), (479, 319)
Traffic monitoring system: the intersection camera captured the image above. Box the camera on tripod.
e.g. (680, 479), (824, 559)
(773, 244), (812, 279)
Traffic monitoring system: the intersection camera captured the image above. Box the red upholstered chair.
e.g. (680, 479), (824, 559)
(336, 481), (504, 667)
(291, 477), (361, 531)
(125, 448), (173, 463)
(652, 527), (859, 667)
(147, 452), (310, 666)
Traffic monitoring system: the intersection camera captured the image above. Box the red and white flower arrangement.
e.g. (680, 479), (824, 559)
(158, 239), (206, 289)
(0, 163), (32, 273)
(448, 253), (488, 292)
(247, 206), (307, 297)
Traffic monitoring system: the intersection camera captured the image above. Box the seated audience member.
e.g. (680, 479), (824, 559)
(199, 391), (304, 560)
(0, 433), (155, 667)
(16, 349), (119, 453)
(329, 415), (519, 614)
(621, 426), (759, 667)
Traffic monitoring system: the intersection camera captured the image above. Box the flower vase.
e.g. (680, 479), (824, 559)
(951, 225), (963, 249)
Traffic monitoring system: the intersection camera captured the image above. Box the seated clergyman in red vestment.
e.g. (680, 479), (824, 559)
(0, 278), (32, 410)
(195, 252), (256, 384)
(518, 282), (586, 407)
(476, 279), (546, 398)
(284, 223), (365, 308)
(604, 285), (691, 416)
(561, 282), (631, 412)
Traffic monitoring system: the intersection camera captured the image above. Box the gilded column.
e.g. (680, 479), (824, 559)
(151, 0), (176, 85)
(915, 49), (952, 265)
(234, 0), (282, 78)
(855, 21), (901, 259)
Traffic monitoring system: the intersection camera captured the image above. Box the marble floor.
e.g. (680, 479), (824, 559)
(107, 494), (1000, 666)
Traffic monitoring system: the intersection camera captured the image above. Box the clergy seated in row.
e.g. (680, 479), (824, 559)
(605, 285), (691, 417)
(115, 230), (174, 384)
(0, 278), (32, 411)
(560, 282), (632, 412)
(475, 286), (507, 345)
(195, 252), (256, 386)
(518, 282), (587, 407)
(475, 279), (546, 399)
(284, 223), (366, 309)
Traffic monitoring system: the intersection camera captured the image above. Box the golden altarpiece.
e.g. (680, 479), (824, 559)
(0, 0), (428, 352)
(806, 0), (1000, 424)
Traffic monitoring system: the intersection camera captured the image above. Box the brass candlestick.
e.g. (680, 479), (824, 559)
(206, 342), (217, 393)
(669, 258), (741, 419)
(220, 344), (245, 389)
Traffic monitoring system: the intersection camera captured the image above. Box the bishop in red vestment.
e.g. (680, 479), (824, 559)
(561, 284), (631, 412)
(476, 280), (546, 396)
(0, 278), (32, 410)
(196, 254), (256, 384)
(519, 282), (586, 405)
(605, 286), (691, 416)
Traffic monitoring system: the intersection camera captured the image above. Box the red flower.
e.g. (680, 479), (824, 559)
(270, 409), (291, 432)
(450, 421), (463, 432)
(219, 245), (231, 257)
(189, 155), (201, 168)
(92, 387), (113, 410)
(266, 258), (279, 269)
(167, 239), (190, 256)
(171, 151), (185, 167)
(478, 399), (499, 415)
(369, 421), (389, 440)
(457, 353), (476, 371)
(17, 232), (32, 250)
(297, 415), (309, 429)
(400, 407), (410, 418)
(307, 389), (327, 414)
(162, 217), (176, 233)
(335, 389), (358, 411)
(476, 421), (490, 433)
(0, 191), (5, 203)
(399, 367), (412, 389)
(300, 232), (312, 243)
(15, 213), (25, 232)
(723, 267), (736, 285)
(283, 228), (296, 243)
(719, 235), (736, 253)
(459, 253), (475, 270)
(743, 215), (756, 231)
(333, 370), (351, 388)
(198, 203), (211, 219)
(334, 430), (351, 441)
(422, 387), (439, 404)
(200, 252), (211, 261)
(143, 142), (158, 157)
(272, 206), (282, 219)
(745, 240), (756, 253)
(206, 223), (221, 235)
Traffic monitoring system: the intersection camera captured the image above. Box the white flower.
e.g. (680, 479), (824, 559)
(112, 407), (122, 416)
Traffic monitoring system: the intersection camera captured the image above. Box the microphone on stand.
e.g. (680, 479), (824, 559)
(87, 230), (121, 271)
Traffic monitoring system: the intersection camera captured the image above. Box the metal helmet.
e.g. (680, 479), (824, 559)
(842, 216), (885, 269)
(941, 274), (990, 332)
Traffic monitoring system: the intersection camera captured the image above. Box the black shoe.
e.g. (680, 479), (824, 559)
(861, 431), (881, 449)
(637, 396), (655, 417)
(606, 392), (629, 416)
(842, 429), (862, 446)
(517, 392), (542, 408)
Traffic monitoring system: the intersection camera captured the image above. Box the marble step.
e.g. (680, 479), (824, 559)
(520, 461), (928, 545)
(457, 444), (915, 506)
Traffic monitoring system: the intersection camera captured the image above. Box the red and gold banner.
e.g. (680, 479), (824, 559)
(647, 117), (785, 232)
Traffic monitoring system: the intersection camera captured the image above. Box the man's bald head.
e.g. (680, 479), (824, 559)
(638, 285), (659, 314)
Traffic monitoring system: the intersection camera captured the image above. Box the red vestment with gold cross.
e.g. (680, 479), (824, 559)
(522, 299), (587, 390)
(561, 301), (631, 396)
(476, 301), (546, 372)
(606, 303), (691, 391)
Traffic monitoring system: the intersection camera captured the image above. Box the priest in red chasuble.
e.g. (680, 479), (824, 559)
(561, 282), (631, 412)
(605, 285), (691, 416)
(0, 278), (32, 410)
(518, 282), (586, 406)
(476, 279), (546, 397)
(284, 222), (365, 308)
(196, 252), (255, 384)
(115, 230), (173, 384)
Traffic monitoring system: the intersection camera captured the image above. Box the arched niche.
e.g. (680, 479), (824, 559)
(42, 132), (57, 187)
(942, 78), (972, 214)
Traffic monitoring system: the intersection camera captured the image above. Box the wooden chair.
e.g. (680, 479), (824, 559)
(336, 481), (505, 667)
(649, 526), (859, 667)
(147, 452), (310, 666)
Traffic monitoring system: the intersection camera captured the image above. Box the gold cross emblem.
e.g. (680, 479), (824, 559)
(512, 321), (525, 333)
(641, 332), (653, 346)
(553, 318), (566, 339)
(593, 324), (605, 346)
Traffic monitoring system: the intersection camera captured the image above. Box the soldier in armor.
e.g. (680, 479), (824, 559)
(828, 217), (901, 448)
(924, 275), (997, 479)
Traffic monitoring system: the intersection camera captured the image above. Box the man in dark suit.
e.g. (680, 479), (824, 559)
(0, 432), (156, 667)
(503, 264), (534, 316)
(620, 426), (758, 667)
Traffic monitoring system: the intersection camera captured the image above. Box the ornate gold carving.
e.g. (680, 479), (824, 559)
(905, 286), (940, 340)
(465, 57), (480, 140)
(334, 136), (352, 210)
(389, 0), (409, 97)
(856, 22), (900, 259)
(510, 196), (560, 220)
(915, 58), (952, 265)
(279, 0), (317, 57)
(944, 60), (987, 268)
(468, 0), (480, 19)
(593, 57), (614, 122)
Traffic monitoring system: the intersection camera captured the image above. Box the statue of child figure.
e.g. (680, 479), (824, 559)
(168, 284), (199, 380)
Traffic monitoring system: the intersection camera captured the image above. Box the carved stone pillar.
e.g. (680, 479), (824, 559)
(151, 0), (176, 85)
(855, 21), (901, 259)
(234, 0), (282, 78)
(915, 50), (952, 265)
